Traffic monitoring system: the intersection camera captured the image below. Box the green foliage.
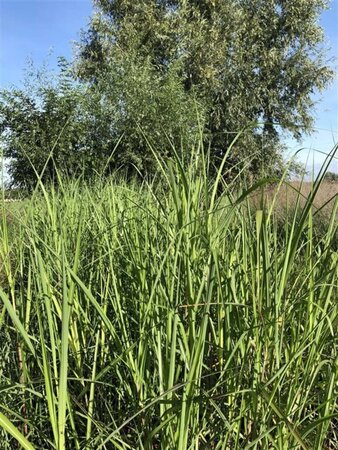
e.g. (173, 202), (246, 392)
(324, 170), (338, 182)
(76, 0), (334, 175)
(91, 55), (205, 175)
(0, 59), (117, 189)
(0, 1), (334, 186)
(0, 149), (337, 448)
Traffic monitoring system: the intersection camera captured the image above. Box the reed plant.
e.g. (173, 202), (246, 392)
(0, 145), (337, 449)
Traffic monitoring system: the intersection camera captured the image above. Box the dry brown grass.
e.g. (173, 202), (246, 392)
(251, 181), (338, 218)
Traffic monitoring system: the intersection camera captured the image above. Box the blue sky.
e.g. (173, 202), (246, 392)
(0, 0), (337, 172)
(0, 0), (92, 86)
(285, 0), (338, 172)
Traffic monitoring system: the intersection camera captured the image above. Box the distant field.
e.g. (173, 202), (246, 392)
(251, 180), (338, 216)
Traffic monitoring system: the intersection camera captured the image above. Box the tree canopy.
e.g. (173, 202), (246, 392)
(0, 60), (119, 189)
(75, 0), (333, 174)
(0, 0), (334, 187)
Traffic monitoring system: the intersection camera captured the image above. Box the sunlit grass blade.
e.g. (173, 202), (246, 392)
(0, 411), (35, 450)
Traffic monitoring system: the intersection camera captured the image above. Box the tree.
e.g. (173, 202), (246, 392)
(0, 59), (117, 189)
(324, 171), (338, 183)
(76, 0), (333, 176)
(76, 7), (206, 176)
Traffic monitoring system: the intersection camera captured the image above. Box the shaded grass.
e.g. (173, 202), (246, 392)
(0, 147), (337, 449)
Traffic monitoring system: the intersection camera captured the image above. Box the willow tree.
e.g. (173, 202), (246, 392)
(76, 0), (333, 176)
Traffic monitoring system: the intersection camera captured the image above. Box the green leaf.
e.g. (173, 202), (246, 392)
(0, 411), (35, 450)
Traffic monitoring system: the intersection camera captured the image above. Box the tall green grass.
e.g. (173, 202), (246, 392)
(0, 147), (337, 449)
